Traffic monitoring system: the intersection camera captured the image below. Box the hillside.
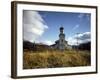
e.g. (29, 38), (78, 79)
(23, 41), (51, 51)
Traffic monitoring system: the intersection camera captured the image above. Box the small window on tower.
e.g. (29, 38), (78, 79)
(62, 40), (63, 42)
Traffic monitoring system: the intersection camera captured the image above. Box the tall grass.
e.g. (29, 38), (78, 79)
(23, 50), (90, 69)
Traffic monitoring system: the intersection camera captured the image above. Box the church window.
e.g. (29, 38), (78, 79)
(62, 40), (63, 42)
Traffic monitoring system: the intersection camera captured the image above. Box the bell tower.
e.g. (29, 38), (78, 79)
(59, 27), (65, 50)
(59, 27), (65, 41)
(52, 26), (68, 50)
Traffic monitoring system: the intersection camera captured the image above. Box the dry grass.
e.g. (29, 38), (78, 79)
(23, 50), (91, 69)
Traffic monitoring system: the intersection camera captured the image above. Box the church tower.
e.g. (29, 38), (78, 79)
(52, 26), (68, 50)
(59, 27), (65, 40)
(59, 27), (66, 50)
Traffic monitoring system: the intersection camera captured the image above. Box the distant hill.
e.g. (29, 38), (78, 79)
(23, 41), (51, 51)
(72, 42), (91, 51)
(78, 42), (91, 51)
(23, 41), (91, 52)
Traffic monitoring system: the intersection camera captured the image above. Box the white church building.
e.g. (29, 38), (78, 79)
(51, 27), (70, 50)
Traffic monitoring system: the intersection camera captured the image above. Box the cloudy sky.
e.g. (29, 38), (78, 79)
(23, 10), (91, 45)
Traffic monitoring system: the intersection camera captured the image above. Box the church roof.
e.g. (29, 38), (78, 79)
(55, 40), (59, 43)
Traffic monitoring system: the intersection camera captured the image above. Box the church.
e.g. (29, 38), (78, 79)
(51, 26), (69, 50)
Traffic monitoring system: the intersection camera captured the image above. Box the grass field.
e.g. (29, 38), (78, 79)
(23, 49), (91, 69)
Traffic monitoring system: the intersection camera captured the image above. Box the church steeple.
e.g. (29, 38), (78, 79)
(60, 27), (64, 34)
(59, 26), (65, 40)
(53, 26), (68, 50)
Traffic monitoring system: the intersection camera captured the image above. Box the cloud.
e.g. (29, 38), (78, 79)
(23, 10), (48, 42)
(86, 14), (90, 21)
(78, 13), (90, 21)
(78, 13), (84, 19)
(72, 24), (79, 30)
(68, 32), (91, 45)
(68, 37), (77, 45)
(42, 40), (53, 45)
(75, 32), (90, 40)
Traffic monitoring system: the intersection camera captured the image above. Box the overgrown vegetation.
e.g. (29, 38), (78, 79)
(23, 50), (91, 69)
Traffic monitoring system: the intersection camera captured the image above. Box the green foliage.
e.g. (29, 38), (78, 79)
(23, 50), (90, 69)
